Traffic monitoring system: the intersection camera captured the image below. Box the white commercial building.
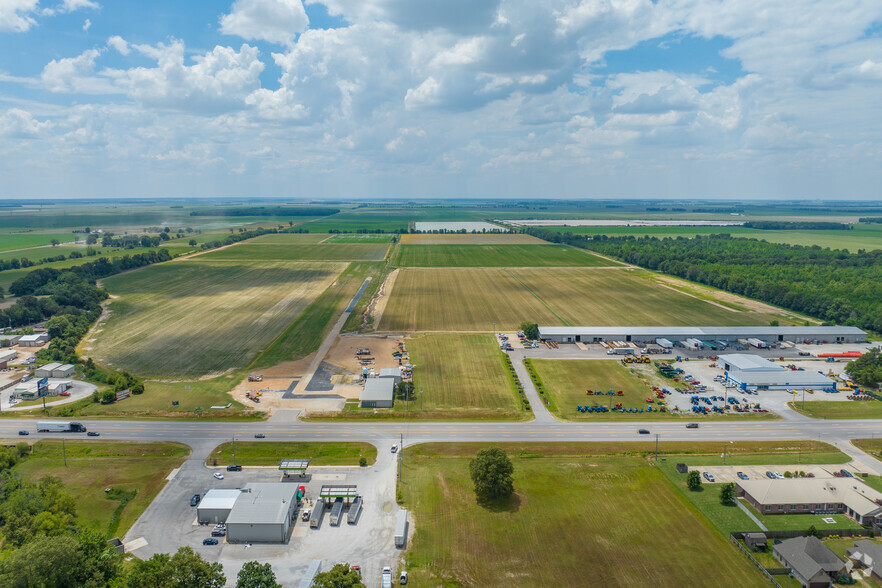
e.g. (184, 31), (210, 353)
(34, 362), (62, 378)
(0, 349), (17, 364)
(718, 354), (835, 392)
(17, 334), (49, 347)
(197, 489), (242, 524)
(538, 326), (866, 344)
(360, 378), (395, 408)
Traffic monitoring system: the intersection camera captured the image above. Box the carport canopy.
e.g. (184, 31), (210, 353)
(278, 459), (310, 472)
(320, 484), (358, 503)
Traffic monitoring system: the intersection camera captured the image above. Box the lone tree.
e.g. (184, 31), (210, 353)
(519, 322), (540, 340)
(469, 447), (514, 502)
(686, 470), (702, 491)
(312, 563), (365, 588)
(236, 561), (281, 588)
(719, 482), (735, 505)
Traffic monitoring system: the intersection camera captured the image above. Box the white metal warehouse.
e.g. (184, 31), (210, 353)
(360, 378), (394, 408)
(197, 489), (241, 524)
(718, 354), (836, 392)
(225, 483), (297, 544)
(537, 326), (866, 344)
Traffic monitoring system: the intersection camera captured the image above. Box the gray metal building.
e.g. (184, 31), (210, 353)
(360, 378), (394, 408)
(225, 483), (297, 544)
(538, 326), (866, 345)
(718, 354), (836, 391)
(52, 364), (75, 378)
(34, 362), (62, 378)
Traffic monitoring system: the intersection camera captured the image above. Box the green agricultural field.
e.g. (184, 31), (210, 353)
(0, 244), (88, 262)
(246, 233), (332, 244)
(12, 441), (189, 539)
(400, 233), (546, 245)
(788, 400), (882, 419)
(86, 259), (346, 377)
(539, 224), (882, 252)
(309, 334), (526, 420)
(325, 233), (395, 243)
(392, 244), (618, 267)
(379, 267), (781, 331)
(399, 443), (769, 587)
(207, 442), (376, 466)
(195, 242), (390, 262)
(0, 231), (81, 252)
(529, 358), (778, 420)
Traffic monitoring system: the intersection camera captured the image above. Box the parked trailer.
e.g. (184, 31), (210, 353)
(309, 500), (325, 528)
(329, 497), (344, 526)
(347, 497), (362, 524)
(36, 421), (86, 433)
(394, 509), (408, 548)
(747, 338), (768, 349)
(655, 338), (674, 349)
(298, 560), (322, 588)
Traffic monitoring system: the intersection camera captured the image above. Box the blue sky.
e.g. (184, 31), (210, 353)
(1, 0), (881, 199)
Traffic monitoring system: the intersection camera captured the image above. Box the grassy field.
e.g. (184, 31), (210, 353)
(788, 400), (882, 419)
(325, 233), (395, 243)
(392, 244), (618, 267)
(247, 233), (332, 244)
(206, 441), (376, 466)
(538, 224), (882, 252)
(0, 231), (82, 251)
(852, 439), (882, 460)
(249, 261), (386, 369)
(11, 440), (189, 539)
(86, 259), (346, 377)
(399, 443), (768, 587)
(379, 267), (780, 331)
(400, 233), (546, 245)
(309, 334), (526, 420)
(195, 242), (390, 262)
(529, 358), (776, 420)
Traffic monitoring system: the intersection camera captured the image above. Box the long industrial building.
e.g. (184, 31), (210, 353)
(537, 326), (866, 345)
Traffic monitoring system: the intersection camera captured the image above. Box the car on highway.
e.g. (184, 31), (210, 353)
(87, 431), (100, 437)
(765, 471), (775, 479)
(18, 430), (29, 436)
(737, 472), (749, 480)
(685, 423), (699, 429)
(773, 471), (784, 479)
(254, 433), (265, 439)
(190, 494), (201, 506)
(213, 472), (224, 480)
(703, 472), (715, 482)
(202, 538), (218, 546)
(226, 465), (242, 472)
(637, 429), (650, 435)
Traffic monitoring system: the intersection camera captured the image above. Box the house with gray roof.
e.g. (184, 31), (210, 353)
(773, 536), (849, 588)
(847, 540), (882, 581)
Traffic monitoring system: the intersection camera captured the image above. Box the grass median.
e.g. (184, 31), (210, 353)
(788, 400), (882, 419)
(206, 441), (377, 467)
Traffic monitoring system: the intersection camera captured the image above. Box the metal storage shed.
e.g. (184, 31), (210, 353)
(360, 378), (394, 408)
(34, 362), (62, 378)
(225, 483), (297, 544)
(197, 488), (242, 524)
(52, 364), (75, 378)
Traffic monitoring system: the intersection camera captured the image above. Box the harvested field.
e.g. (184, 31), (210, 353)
(325, 233), (394, 243)
(392, 244), (617, 267)
(247, 233), (331, 244)
(400, 233), (546, 245)
(400, 443), (768, 587)
(88, 259), (346, 377)
(379, 267), (780, 331)
(196, 243), (390, 262)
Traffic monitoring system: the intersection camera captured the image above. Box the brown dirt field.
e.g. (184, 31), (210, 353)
(400, 233), (546, 245)
(325, 335), (404, 374)
(368, 268), (399, 328)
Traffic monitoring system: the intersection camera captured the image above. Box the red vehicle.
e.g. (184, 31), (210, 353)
(350, 566), (361, 577)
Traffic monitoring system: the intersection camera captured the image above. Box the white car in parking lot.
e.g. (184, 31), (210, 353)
(213, 472), (224, 480)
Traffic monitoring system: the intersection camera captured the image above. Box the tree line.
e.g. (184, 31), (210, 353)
(742, 221), (852, 230)
(523, 228), (882, 333)
(189, 206), (339, 217)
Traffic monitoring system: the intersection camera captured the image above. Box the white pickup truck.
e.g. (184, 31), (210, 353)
(381, 566), (393, 588)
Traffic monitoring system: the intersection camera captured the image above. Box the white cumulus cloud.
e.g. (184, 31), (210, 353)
(0, 0), (40, 32)
(220, 0), (308, 45)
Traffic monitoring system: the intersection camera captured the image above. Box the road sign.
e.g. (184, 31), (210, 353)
(116, 388), (131, 401)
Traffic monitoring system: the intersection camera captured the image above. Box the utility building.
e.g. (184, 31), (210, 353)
(225, 483), (298, 544)
(52, 364), (75, 378)
(538, 326), (866, 345)
(197, 489), (242, 524)
(360, 378), (394, 408)
(34, 362), (62, 378)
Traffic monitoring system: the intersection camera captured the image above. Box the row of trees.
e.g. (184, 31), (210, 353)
(523, 229), (882, 333)
(742, 221), (852, 230)
(845, 349), (882, 388)
(189, 206), (340, 217)
(0, 248), (101, 274)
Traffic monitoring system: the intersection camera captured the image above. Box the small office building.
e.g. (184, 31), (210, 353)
(718, 354), (835, 391)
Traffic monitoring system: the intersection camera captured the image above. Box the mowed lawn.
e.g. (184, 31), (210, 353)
(12, 441), (189, 539)
(379, 267), (778, 331)
(400, 233), (548, 245)
(206, 441), (377, 466)
(88, 259), (346, 377)
(789, 400), (882, 419)
(392, 244), (618, 267)
(196, 242), (390, 261)
(400, 443), (768, 587)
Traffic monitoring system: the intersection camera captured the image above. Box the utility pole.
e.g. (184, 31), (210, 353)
(655, 434), (659, 461)
(62, 437), (66, 467)
(232, 437), (236, 464)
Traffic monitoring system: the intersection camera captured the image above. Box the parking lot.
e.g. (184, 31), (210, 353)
(687, 463), (870, 485)
(123, 443), (403, 586)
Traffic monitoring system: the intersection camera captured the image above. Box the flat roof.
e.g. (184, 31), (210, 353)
(278, 459), (310, 471)
(37, 362), (63, 371)
(226, 483), (297, 526)
(198, 488), (242, 511)
(538, 326), (866, 337)
(361, 378), (394, 402)
(320, 485), (358, 499)
(378, 367), (401, 377)
(18, 334), (47, 341)
(55, 364), (75, 371)
(718, 354), (781, 372)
